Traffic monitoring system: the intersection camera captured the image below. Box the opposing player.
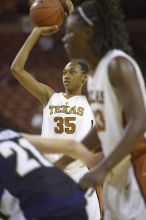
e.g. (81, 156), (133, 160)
(0, 127), (89, 220)
(62, 0), (146, 219)
(11, 27), (101, 219)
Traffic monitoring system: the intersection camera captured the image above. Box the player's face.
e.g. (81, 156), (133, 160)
(62, 62), (86, 91)
(63, 14), (91, 62)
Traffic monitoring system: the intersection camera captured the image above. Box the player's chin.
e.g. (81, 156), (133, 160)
(64, 44), (78, 59)
(64, 44), (70, 57)
(63, 83), (70, 90)
(68, 52), (81, 60)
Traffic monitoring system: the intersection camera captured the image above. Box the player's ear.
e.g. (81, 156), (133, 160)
(82, 75), (87, 84)
(84, 26), (93, 42)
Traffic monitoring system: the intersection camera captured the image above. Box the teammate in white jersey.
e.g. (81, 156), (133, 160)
(62, 0), (146, 219)
(11, 23), (101, 220)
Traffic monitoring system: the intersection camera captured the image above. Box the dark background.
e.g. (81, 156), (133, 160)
(0, 0), (146, 19)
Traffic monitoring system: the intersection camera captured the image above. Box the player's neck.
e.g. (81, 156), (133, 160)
(88, 57), (99, 76)
(64, 89), (82, 98)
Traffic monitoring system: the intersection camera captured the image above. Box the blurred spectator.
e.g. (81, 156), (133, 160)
(31, 107), (43, 132)
(0, 0), (29, 17)
(38, 37), (55, 52)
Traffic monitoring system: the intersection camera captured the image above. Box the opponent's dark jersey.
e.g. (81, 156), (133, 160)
(0, 128), (86, 220)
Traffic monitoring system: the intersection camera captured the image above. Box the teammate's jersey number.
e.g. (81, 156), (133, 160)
(0, 139), (49, 176)
(54, 117), (76, 134)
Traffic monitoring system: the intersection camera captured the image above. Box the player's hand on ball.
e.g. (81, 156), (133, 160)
(33, 26), (59, 36)
(60, 0), (74, 15)
(65, 0), (74, 14)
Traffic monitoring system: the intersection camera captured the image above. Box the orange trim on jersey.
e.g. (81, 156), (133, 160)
(131, 136), (146, 202)
(90, 150), (103, 218)
(96, 186), (103, 219)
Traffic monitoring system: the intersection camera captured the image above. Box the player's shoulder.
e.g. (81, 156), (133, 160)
(81, 95), (90, 104)
(77, 95), (89, 104)
(80, 96), (93, 111)
(50, 92), (62, 100)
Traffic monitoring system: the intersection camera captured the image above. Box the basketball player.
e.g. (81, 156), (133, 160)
(11, 27), (101, 219)
(61, 0), (146, 219)
(0, 127), (88, 220)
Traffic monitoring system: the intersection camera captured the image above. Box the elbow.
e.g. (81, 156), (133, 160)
(11, 63), (17, 75)
(11, 64), (18, 75)
(11, 63), (22, 76)
(135, 114), (146, 134)
(141, 119), (146, 133)
(140, 112), (146, 132)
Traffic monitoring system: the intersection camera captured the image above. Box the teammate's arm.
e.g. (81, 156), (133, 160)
(11, 26), (58, 106)
(22, 133), (103, 168)
(82, 126), (102, 151)
(54, 126), (102, 169)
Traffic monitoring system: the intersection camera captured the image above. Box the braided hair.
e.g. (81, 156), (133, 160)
(71, 60), (89, 74)
(72, 0), (132, 57)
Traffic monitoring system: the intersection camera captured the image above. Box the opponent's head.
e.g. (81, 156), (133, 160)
(63, 0), (132, 66)
(62, 60), (88, 92)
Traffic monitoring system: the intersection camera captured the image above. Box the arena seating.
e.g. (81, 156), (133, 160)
(0, 32), (68, 133)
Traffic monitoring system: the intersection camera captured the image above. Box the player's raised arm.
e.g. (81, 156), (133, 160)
(22, 133), (103, 169)
(11, 26), (58, 106)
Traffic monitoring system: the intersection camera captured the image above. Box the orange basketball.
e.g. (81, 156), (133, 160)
(30, 0), (65, 27)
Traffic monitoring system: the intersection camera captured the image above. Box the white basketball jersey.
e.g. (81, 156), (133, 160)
(87, 49), (146, 157)
(42, 92), (94, 139)
(42, 93), (100, 220)
(41, 92), (94, 162)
